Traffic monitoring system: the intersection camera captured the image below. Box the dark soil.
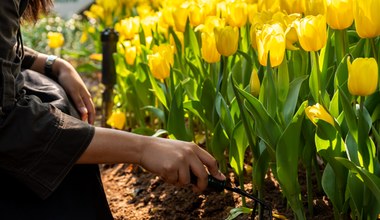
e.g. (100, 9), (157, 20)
(100, 164), (333, 220)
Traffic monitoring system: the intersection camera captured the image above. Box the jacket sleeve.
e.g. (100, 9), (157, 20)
(0, 0), (96, 200)
(22, 46), (38, 69)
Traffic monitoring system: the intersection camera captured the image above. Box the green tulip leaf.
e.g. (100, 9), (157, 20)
(236, 87), (281, 157)
(141, 62), (168, 109)
(215, 92), (235, 138)
(229, 121), (248, 176)
(283, 75), (309, 125)
(336, 157), (380, 205)
(210, 121), (229, 173)
(167, 84), (191, 141)
(201, 79), (217, 128)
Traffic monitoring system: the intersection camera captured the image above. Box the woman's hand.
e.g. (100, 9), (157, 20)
(55, 58), (96, 124)
(139, 137), (226, 192)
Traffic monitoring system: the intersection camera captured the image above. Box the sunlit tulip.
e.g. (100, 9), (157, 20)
(250, 69), (260, 97)
(107, 111), (126, 130)
(172, 7), (189, 32)
(354, 0), (380, 38)
(305, 0), (326, 16)
(326, 0), (354, 30)
(148, 45), (174, 80)
(295, 15), (327, 51)
(256, 23), (286, 67)
(47, 32), (64, 49)
(280, 0), (305, 14)
(119, 41), (137, 66)
(226, 1), (248, 27)
(85, 4), (104, 20)
(305, 103), (335, 126)
(189, 4), (205, 27)
(115, 17), (140, 40)
(141, 15), (159, 37)
(347, 57), (378, 96)
(258, 0), (280, 12)
(89, 53), (102, 61)
(214, 26), (239, 57)
(195, 16), (225, 34)
(201, 32), (221, 63)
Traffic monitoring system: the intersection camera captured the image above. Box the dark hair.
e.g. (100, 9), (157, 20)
(22, 0), (54, 22)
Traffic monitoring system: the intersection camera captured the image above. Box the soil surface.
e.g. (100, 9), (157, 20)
(100, 164), (333, 220)
(83, 74), (334, 220)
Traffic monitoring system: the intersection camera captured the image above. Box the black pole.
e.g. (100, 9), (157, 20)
(101, 28), (119, 127)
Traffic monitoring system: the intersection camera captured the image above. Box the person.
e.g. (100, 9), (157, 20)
(0, 0), (225, 219)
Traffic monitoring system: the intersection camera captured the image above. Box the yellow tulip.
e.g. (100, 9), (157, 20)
(148, 45), (174, 80)
(354, 0), (380, 38)
(106, 110), (126, 130)
(280, 0), (305, 14)
(226, 1), (248, 28)
(347, 57), (378, 96)
(189, 4), (205, 27)
(256, 23), (286, 67)
(201, 32), (221, 63)
(258, 0), (280, 12)
(172, 7), (189, 32)
(47, 32), (64, 49)
(119, 41), (137, 66)
(214, 26), (239, 57)
(89, 53), (103, 61)
(141, 15), (159, 37)
(295, 15), (327, 51)
(326, 0), (354, 30)
(305, 103), (335, 126)
(304, 0), (326, 16)
(250, 69), (260, 97)
(115, 17), (140, 40)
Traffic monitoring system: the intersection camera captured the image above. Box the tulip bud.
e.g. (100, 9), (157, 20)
(256, 23), (286, 67)
(173, 7), (189, 32)
(148, 45), (174, 80)
(326, 0), (354, 30)
(107, 111), (126, 130)
(347, 57), (378, 96)
(250, 69), (260, 97)
(354, 0), (380, 38)
(305, 103), (334, 126)
(226, 1), (248, 28)
(295, 15), (327, 51)
(214, 26), (239, 57)
(47, 32), (65, 49)
(201, 32), (221, 63)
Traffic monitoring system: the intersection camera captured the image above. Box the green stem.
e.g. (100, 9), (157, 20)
(306, 165), (314, 217)
(370, 38), (378, 61)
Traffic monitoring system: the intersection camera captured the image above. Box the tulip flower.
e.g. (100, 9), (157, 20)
(279, 0), (305, 14)
(354, 0), (380, 38)
(47, 32), (64, 49)
(107, 110), (126, 130)
(295, 15), (327, 51)
(305, 103), (335, 126)
(189, 4), (205, 27)
(250, 69), (260, 97)
(115, 17), (140, 40)
(201, 32), (221, 63)
(347, 57), (378, 96)
(172, 7), (189, 32)
(256, 23), (286, 67)
(214, 26), (239, 57)
(304, 0), (326, 16)
(148, 45), (174, 80)
(326, 0), (354, 30)
(226, 1), (248, 28)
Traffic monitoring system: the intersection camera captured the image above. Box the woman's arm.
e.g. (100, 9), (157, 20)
(78, 127), (225, 192)
(28, 51), (96, 124)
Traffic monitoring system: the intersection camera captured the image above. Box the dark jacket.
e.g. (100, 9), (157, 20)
(0, 1), (112, 219)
